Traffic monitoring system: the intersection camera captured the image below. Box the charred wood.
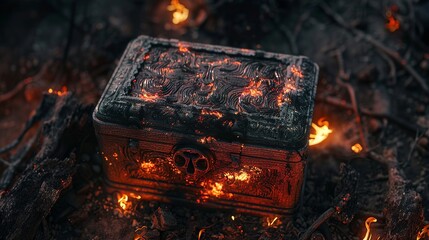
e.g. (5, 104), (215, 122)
(0, 93), (91, 240)
(369, 150), (424, 240)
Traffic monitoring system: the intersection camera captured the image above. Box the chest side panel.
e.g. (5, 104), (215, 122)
(95, 120), (305, 213)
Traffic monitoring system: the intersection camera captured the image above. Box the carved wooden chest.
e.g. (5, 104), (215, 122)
(93, 36), (319, 215)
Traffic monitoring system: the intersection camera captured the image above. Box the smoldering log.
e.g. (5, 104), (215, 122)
(0, 93), (92, 240)
(369, 150), (424, 240)
(0, 156), (75, 240)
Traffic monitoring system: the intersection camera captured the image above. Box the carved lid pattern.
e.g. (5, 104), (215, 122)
(95, 36), (319, 149)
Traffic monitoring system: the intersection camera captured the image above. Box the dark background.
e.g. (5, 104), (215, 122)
(0, 0), (428, 239)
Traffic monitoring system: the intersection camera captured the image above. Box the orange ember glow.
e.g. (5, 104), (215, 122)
(241, 81), (262, 97)
(167, 0), (189, 25)
(277, 81), (295, 107)
(178, 45), (189, 53)
(48, 86), (68, 96)
(200, 181), (233, 201)
(139, 89), (159, 102)
(129, 193), (142, 199)
(266, 216), (279, 227)
(201, 109), (223, 119)
(309, 118), (333, 146)
(198, 229), (205, 240)
(386, 10), (400, 32)
(417, 224), (429, 240)
(206, 182), (223, 197)
(291, 65), (304, 78)
(352, 143), (363, 153)
(141, 161), (156, 170)
(363, 217), (380, 240)
(198, 136), (216, 144)
(224, 170), (250, 183)
(117, 193), (129, 211)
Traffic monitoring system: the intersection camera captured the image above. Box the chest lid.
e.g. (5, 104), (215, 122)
(95, 35), (319, 150)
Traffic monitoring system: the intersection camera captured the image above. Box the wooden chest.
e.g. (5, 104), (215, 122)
(93, 35), (319, 215)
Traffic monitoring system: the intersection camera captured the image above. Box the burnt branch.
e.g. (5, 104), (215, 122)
(299, 207), (335, 240)
(0, 77), (33, 104)
(0, 93), (91, 239)
(0, 156), (75, 240)
(318, 95), (428, 137)
(300, 164), (360, 240)
(0, 94), (57, 154)
(334, 49), (368, 150)
(320, 3), (429, 94)
(0, 130), (40, 190)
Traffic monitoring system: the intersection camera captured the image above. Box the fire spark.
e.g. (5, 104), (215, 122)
(48, 86), (68, 96)
(266, 216), (279, 227)
(351, 143), (363, 153)
(117, 193), (129, 211)
(363, 217), (380, 240)
(167, 0), (189, 25)
(385, 6), (400, 32)
(417, 224), (429, 240)
(309, 118), (332, 146)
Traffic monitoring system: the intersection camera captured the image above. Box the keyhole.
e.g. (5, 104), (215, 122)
(173, 147), (211, 177)
(187, 161), (195, 174)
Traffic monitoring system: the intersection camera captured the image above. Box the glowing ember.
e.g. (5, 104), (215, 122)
(178, 44), (189, 53)
(141, 162), (156, 170)
(351, 143), (363, 153)
(47, 86), (68, 96)
(198, 136), (216, 144)
(241, 80), (262, 97)
(200, 181), (233, 201)
(309, 118), (333, 146)
(198, 229), (205, 240)
(267, 216), (279, 227)
(363, 217), (380, 240)
(385, 7), (400, 32)
(417, 224), (429, 240)
(201, 109), (223, 119)
(129, 193), (142, 199)
(139, 89), (159, 102)
(117, 193), (129, 211)
(290, 65), (304, 78)
(207, 182), (223, 197)
(167, 0), (189, 25)
(277, 81), (296, 107)
(224, 170), (250, 183)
